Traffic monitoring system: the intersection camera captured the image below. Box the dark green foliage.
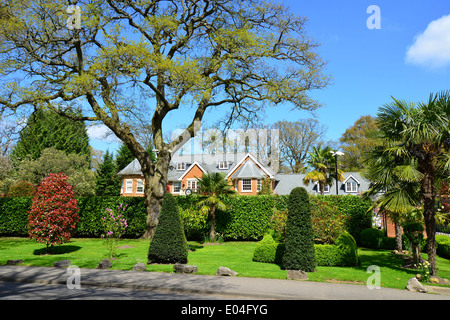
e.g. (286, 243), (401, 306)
(282, 187), (316, 271)
(334, 231), (359, 266)
(360, 228), (385, 249)
(11, 108), (91, 166)
(436, 235), (450, 259)
(148, 193), (188, 264)
(95, 150), (120, 196)
(115, 144), (135, 172)
(0, 197), (32, 236)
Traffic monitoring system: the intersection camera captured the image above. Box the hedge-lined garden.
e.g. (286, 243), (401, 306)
(0, 194), (373, 243)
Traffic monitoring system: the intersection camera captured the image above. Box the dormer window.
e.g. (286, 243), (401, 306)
(218, 161), (228, 170)
(177, 163), (186, 171)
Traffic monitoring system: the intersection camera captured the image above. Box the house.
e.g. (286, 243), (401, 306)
(117, 152), (370, 196)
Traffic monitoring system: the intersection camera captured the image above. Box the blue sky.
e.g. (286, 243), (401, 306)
(89, 0), (450, 154)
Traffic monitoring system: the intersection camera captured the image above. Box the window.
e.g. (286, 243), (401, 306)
(242, 179), (252, 192)
(234, 179), (238, 191)
(136, 179), (144, 194)
(346, 181), (358, 193)
(257, 179), (262, 192)
(218, 161), (228, 169)
(125, 179), (133, 194)
(177, 163), (186, 170)
(173, 181), (181, 193)
(187, 179), (198, 191)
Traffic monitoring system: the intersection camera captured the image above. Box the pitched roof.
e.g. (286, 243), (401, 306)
(228, 160), (268, 179)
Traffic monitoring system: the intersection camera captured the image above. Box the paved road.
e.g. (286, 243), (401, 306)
(0, 265), (448, 301)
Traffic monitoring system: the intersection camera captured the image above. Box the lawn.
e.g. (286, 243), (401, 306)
(0, 237), (449, 290)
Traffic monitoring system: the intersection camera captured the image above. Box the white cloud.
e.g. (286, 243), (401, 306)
(87, 124), (119, 143)
(406, 15), (450, 69)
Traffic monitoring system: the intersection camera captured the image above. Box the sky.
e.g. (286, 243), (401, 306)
(87, 0), (450, 155)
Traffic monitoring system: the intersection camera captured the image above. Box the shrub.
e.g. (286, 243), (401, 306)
(27, 173), (79, 253)
(334, 231), (359, 266)
(403, 222), (424, 263)
(101, 204), (128, 259)
(7, 181), (36, 198)
(179, 205), (209, 241)
(252, 234), (284, 264)
(310, 197), (346, 244)
(436, 235), (450, 259)
(282, 187), (316, 271)
(148, 193), (188, 264)
(0, 197), (32, 236)
(360, 228), (384, 249)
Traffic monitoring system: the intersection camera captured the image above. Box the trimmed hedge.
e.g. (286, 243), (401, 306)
(436, 235), (450, 259)
(360, 228), (385, 249)
(0, 194), (373, 241)
(253, 231), (359, 267)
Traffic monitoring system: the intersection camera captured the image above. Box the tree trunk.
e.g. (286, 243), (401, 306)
(140, 150), (171, 240)
(420, 158), (437, 275)
(394, 220), (403, 252)
(209, 205), (216, 243)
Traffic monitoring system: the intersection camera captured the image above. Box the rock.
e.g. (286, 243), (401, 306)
(429, 276), (450, 285)
(406, 277), (427, 293)
(97, 259), (113, 269)
(53, 260), (71, 268)
(132, 262), (147, 272)
(173, 263), (198, 274)
(287, 270), (309, 281)
(6, 259), (24, 265)
(216, 266), (238, 277)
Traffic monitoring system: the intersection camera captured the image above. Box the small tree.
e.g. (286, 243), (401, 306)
(28, 173), (79, 254)
(101, 204), (128, 259)
(197, 172), (235, 242)
(282, 187), (316, 272)
(148, 193), (188, 264)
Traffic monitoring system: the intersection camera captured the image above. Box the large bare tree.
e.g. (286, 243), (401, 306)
(0, 0), (330, 238)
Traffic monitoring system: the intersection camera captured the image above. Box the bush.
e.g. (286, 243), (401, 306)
(28, 173), (79, 253)
(360, 228), (384, 249)
(147, 193), (188, 264)
(310, 197), (346, 244)
(252, 234), (284, 264)
(282, 187), (316, 271)
(179, 205), (208, 241)
(7, 181), (36, 198)
(253, 231), (359, 267)
(436, 235), (450, 259)
(0, 197), (32, 236)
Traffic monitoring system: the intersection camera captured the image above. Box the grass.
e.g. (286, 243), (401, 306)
(0, 237), (449, 290)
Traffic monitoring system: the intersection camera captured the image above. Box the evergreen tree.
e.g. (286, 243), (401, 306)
(282, 187), (316, 272)
(115, 144), (135, 172)
(148, 193), (188, 264)
(95, 150), (120, 196)
(11, 108), (91, 167)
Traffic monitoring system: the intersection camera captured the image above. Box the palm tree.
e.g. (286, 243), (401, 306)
(375, 91), (450, 275)
(363, 143), (422, 253)
(196, 172), (235, 242)
(303, 145), (344, 195)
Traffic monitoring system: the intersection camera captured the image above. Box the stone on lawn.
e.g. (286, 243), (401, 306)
(132, 262), (147, 272)
(173, 263), (198, 274)
(97, 259), (113, 269)
(53, 260), (71, 268)
(216, 266), (238, 277)
(287, 270), (309, 281)
(6, 259), (24, 265)
(406, 277), (427, 293)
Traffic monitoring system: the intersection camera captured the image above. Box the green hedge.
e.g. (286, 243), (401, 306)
(0, 194), (373, 241)
(436, 235), (450, 259)
(253, 232), (359, 267)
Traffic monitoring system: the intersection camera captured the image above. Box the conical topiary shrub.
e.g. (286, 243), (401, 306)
(282, 187), (316, 272)
(148, 192), (188, 264)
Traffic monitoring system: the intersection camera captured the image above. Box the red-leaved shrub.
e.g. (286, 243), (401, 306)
(28, 173), (79, 253)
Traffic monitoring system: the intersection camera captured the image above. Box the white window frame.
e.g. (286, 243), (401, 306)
(241, 178), (252, 192)
(177, 163), (186, 171)
(186, 178), (198, 191)
(136, 179), (144, 194)
(345, 181), (358, 193)
(323, 184), (330, 193)
(125, 179), (133, 194)
(218, 161), (228, 170)
(234, 179), (239, 191)
(172, 181), (182, 194)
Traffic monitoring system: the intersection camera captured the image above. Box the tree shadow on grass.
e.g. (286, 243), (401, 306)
(33, 245), (81, 255)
